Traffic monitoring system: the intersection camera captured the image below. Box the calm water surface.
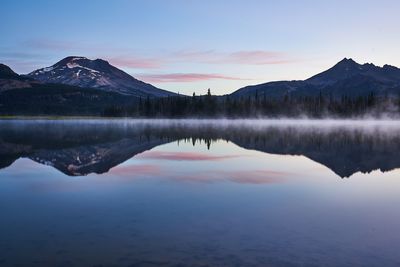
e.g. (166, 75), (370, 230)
(0, 119), (400, 267)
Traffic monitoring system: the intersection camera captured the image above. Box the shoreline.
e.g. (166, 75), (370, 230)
(1, 116), (400, 126)
(1, 115), (400, 120)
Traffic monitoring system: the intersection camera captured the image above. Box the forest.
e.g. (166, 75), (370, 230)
(102, 89), (400, 118)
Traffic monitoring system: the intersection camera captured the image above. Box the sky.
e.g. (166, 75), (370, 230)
(1, 0), (400, 95)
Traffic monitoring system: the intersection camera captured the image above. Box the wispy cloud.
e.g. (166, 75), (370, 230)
(21, 39), (166, 69)
(22, 39), (296, 66)
(0, 51), (45, 59)
(226, 170), (289, 184)
(173, 49), (295, 65)
(10, 38), (298, 75)
(173, 169), (290, 184)
(106, 56), (163, 69)
(226, 51), (295, 65)
(137, 73), (250, 83)
(109, 164), (161, 176)
(24, 39), (77, 51)
(103, 49), (294, 70)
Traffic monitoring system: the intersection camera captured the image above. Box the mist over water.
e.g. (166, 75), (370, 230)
(2, 118), (400, 177)
(1, 119), (400, 266)
(4, 117), (400, 131)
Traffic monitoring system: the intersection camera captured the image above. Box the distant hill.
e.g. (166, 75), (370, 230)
(0, 63), (20, 79)
(27, 56), (176, 97)
(0, 63), (37, 92)
(231, 58), (400, 98)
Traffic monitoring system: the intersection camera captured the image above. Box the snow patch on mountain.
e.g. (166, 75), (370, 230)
(43, 66), (55, 72)
(66, 62), (99, 73)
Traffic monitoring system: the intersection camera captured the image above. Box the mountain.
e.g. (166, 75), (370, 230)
(0, 63), (141, 116)
(307, 58), (400, 85)
(3, 57), (400, 116)
(27, 56), (176, 97)
(29, 138), (165, 176)
(231, 58), (400, 98)
(0, 63), (19, 79)
(230, 80), (310, 98)
(0, 63), (37, 92)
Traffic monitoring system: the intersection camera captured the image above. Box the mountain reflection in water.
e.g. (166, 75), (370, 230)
(2, 119), (400, 267)
(1, 119), (400, 178)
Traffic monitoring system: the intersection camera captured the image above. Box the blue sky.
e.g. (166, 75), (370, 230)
(1, 0), (400, 95)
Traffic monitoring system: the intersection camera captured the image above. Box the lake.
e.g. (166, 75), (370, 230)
(1, 119), (400, 267)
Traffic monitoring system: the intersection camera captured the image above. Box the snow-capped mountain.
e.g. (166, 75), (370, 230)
(28, 56), (175, 97)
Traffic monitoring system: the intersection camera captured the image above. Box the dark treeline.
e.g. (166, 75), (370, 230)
(2, 86), (399, 118)
(103, 89), (400, 118)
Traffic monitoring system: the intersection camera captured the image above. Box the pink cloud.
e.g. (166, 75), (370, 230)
(20, 38), (296, 69)
(107, 56), (163, 69)
(138, 151), (241, 161)
(109, 164), (161, 176)
(227, 170), (289, 184)
(112, 50), (295, 70)
(137, 73), (249, 83)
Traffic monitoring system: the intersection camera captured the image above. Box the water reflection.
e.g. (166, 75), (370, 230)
(1, 119), (400, 178)
(1, 120), (400, 267)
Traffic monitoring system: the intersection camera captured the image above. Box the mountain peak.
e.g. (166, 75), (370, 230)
(27, 56), (176, 97)
(306, 58), (364, 85)
(335, 57), (359, 67)
(94, 58), (109, 63)
(54, 56), (89, 66)
(50, 57), (113, 71)
(341, 57), (355, 62)
(383, 64), (398, 70)
(64, 56), (87, 61)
